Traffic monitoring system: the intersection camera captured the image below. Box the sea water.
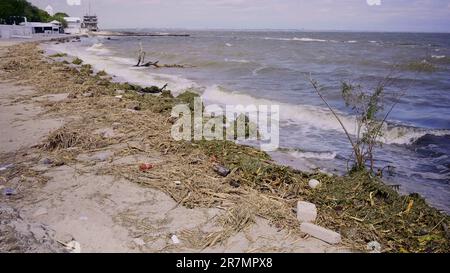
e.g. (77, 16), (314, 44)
(48, 30), (450, 213)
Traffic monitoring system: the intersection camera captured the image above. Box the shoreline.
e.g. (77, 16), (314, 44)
(46, 36), (450, 213)
(0, 39), (449, 253)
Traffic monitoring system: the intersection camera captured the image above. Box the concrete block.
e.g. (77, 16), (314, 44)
(300, 223), (342, 245)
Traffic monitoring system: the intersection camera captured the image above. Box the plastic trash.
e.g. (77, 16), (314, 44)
(139, 163), (154, 172)
(171, 235), (180, 244)
(0, 163), (14, 171)
(3, 188), (17, 196)
(367, 241), (381, 253)
(41, 158), (53, 165)
(64, 240), (81, 253)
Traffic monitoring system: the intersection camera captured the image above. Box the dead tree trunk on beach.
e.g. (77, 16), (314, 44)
(134, 43), (194, 68)
(136, 42), (146, 67)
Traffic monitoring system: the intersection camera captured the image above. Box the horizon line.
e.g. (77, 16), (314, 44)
(102, 27), (450, 34)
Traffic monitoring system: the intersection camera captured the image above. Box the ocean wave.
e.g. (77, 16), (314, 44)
(48, 39), (449, 147)
(86, 43), (111, 55)
(293, 37), (328, 42)
(224, 58), (251, 63)
(263, 37), (328, 42)
(46, 41), (198, 95)
(288, 150), (337, 160)
(202, 84), (358, 132)
(202, 85), (450, 146)
(432, 55), (446, 59)
(252, 65), (268, 76)
(381, 125), (450, 145)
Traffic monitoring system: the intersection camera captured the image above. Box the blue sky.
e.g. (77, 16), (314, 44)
(30, 0), (450, 32)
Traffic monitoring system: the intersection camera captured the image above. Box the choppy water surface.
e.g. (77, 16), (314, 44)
(48, 30), (450, 213)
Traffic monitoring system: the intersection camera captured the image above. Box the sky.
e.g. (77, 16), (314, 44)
(29, 0), (450, 32)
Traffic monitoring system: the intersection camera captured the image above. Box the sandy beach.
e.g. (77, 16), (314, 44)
(0, 40), (349, 253)
(0, 39), (448, 253)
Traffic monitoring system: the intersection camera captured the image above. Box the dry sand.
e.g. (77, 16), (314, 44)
(0, 40), (348, 253)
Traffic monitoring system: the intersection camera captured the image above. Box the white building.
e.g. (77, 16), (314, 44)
(64, 17), (82, 34)
(21, 22), (61, 34)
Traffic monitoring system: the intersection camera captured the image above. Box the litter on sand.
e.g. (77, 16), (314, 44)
(139, 163), (154, 172)
(171, 235), (180, 244)
(0, 164), (14, 171)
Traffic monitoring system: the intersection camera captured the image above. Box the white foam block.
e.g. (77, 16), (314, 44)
(300, 223), (342, 245)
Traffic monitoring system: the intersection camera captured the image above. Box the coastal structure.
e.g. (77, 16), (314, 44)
(64, 17), (82, 34)
(0, 18), (62, 39)
(23, 21), (62, 34)
(82, 15), (99, 32)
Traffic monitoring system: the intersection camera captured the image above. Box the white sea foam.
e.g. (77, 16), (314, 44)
(292, 37), (328, 42)
(252, 65), (268, 76)
(47, 41), (198, 95)
(431, 55), (446, 59)
(380, 126), (450, 145)
(46, 40), (449, 147)
(86, 43), (111, 55)
(289, 150), (337, 160)
(202, 85), (450, 146)
(202, 85), (358, 133)
(225, 58), (250, 63)
(263, 37), (328, 42)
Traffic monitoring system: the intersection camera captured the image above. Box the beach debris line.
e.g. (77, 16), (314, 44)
(3, 43), (449, 253)
(140, 83), (168, 94)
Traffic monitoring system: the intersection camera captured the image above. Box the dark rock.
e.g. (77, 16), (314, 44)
(41, 158), (53, 165)
(213, 164), (231, 177)
(128, 102), (141, 111)
(229, 179), (241, 188)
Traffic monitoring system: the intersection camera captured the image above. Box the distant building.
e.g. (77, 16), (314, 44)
(0, 17), (61, 39)
(82, 15), (98, 32)
(20, 20), (62, 34)
(64, 17), (82, 34)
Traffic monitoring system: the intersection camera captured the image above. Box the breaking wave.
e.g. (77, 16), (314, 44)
(202, 85), (450, 146)
(263, 37), (328, 42)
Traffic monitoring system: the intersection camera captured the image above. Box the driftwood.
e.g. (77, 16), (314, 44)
(138, 60), (194, 69)
(136, 42), (146, 66)
(134, 44), (194, 68)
